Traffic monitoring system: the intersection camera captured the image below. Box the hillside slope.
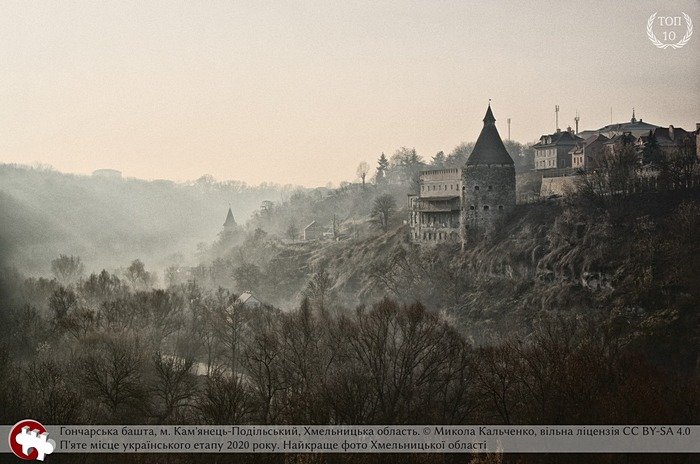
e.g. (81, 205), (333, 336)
(207, 187), (699, 368)
(0, 164), (295, 275)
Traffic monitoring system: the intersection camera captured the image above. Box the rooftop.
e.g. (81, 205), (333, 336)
(223, 207), (237, 227)
(533, 130), (584, 148)
(466, 104), (514, 166)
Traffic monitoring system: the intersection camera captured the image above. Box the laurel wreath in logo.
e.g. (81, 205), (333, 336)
(647, 12), (693, 49)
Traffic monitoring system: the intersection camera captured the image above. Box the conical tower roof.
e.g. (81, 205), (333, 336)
(466, 104), (514, 166)
(223, 207), (236, 227)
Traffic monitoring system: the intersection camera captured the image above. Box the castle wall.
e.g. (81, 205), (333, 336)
(461, 164), (516, 239)
(540, 175), (577, 197)
(419, 168), (462, 198)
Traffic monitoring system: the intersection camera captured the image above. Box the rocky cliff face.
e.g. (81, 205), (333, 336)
(239, 187), (698, 367)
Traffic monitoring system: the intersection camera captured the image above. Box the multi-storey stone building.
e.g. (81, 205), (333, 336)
(408, 168), (462, 242)
(569, 133), (609, 169)
(409, 105), (515, 246)
(533, 128), (583, 170)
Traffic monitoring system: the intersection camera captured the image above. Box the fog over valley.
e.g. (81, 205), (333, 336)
(0, 163), (296, 276)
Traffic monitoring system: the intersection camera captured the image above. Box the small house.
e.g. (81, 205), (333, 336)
(235, 291), (262, 308)
(303, 221), (324, 241)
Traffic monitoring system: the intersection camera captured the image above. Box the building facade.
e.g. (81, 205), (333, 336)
(409, 168), (462, 242)
(569, 134), (609, 169)
(636, 125), (697, 157)
(409, 105), (515, 246)
(533, 128), (583, 170)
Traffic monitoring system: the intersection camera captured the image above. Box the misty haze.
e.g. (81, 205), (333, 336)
(1, 1), (699, 463)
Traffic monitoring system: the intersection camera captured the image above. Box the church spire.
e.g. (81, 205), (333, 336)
(223, 207), (236, 228)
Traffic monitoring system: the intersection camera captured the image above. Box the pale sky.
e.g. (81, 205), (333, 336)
(1, 0), (698, 187)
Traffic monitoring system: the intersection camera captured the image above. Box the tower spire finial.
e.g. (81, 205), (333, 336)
(482, 102), (495, 124)
(631, 107), (636, 123)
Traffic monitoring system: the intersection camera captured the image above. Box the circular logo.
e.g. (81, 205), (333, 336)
(8, 419), (56, 461)
(647, 12), (693, 49)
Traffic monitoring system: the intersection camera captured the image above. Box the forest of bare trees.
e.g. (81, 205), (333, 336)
(0, 249), (697, 464)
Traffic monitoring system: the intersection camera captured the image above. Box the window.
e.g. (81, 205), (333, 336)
(469, 205), (475, 210)
(483, 205), (489, 211)
(498, 205), (504, 210)
(488, 185), (493, 191)
(474, 186), (480, 191)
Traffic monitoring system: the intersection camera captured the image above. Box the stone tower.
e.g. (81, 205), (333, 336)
(461, 104), (516, 244)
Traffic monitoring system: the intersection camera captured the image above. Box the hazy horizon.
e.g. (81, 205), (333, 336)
(2, 0), (699, 187)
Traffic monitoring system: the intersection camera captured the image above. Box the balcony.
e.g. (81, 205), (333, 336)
(411, 197), (460, 212)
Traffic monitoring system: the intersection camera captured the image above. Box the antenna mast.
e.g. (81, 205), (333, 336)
(507, 118), (511, 140)
(574, 111), (580, 134)
(555, 105), (560, 131)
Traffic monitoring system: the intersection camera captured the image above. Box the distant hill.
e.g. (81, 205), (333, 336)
(0, 164), (297, 276)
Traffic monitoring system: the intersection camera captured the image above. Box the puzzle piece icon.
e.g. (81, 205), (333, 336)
(15, 426), (56, 461)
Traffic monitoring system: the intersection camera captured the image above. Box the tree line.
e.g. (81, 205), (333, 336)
(1, 265), (695, 463)
(1, 260), (695, 427)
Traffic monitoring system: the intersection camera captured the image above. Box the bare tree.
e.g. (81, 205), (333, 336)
(25, 357), (82, 423)
(197, 373), (253, 424)
(51, 255), (84, 285)
(356, 161), (370, 188)
(278, 299), (332, 423)
(303, 266), (335, 314)
(242, 310), (285, 424)
(124, 259), (156, 290)
(388, 147), (424, 188)
(80, 335), (147, 420)
(213, 297), (250, 375)
(575, 144), (639, 209)
(342, 300), (473, 423)
(191, 298), (221, 377)
(667, 144), (698, 187)
(285, 222), (299, 241)
(149, 352), (197, 422)
(49, 287), (78, 321)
